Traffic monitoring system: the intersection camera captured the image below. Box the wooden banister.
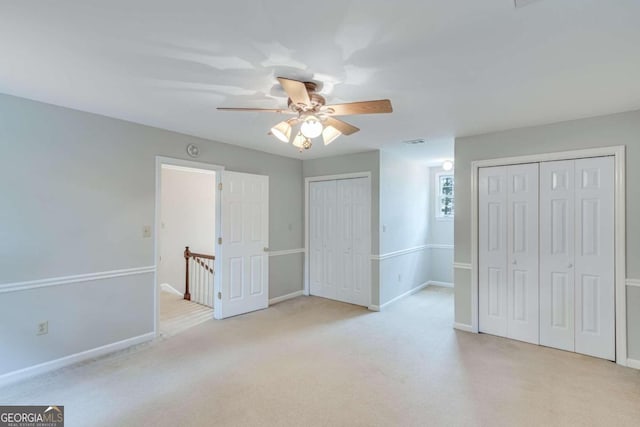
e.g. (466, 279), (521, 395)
(188, 251), (215, 260)
(184, 246), (215, 302)
(184, 246), (192, 301)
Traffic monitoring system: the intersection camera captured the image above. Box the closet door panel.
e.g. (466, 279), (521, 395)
(351, 178), (371, 307)
(322, 181), (338, 300)
(310, 181), (338, 300)
(574, 156), (615, 360)
(479, 167), (508, 337)
(506, 164), (539, 344)
(336, 179), (354, 303)
(540, 160), (575, 352)
(309, 181), (327, 298)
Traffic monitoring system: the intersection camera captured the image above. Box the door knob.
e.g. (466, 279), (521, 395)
(567, 263), (573, 268)
(512, 260), (517, 265)
(264, 247), (269, 252)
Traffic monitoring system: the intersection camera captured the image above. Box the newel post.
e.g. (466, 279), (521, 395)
(184, 246), (191, 301)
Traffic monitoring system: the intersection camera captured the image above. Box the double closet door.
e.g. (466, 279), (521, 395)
(479, 163), (540, 344)
(479, 156), (615, 360)
(309, 178), (371, 307)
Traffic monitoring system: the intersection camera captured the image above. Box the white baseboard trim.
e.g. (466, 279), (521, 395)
(269, 290), (304, 305)
(268, 248), (305, 257)
(0, 332), (155, 388)
(453, 322), (475, 333)
(367, 305), (380, 312)
(375, 282), (430, 311)
(626, 358), (640, 370)
(0, 266), (156, 294)
(428, 280), (454, 288)
(160, 283), (182, 296)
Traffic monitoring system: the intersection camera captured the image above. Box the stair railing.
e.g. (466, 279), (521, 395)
(184, 246), (215, 307)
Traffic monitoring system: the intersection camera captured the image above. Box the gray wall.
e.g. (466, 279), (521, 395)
(429, 166), (454, 284)
(302, 151), (381, 304)
(454, 109), (640, 359)
(379, 151), (430, 305)
(0, 94), (303, 375)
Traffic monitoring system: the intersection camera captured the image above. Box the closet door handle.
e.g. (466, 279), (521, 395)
(567, 263), (573, 268)
(512, 260), (517, 265)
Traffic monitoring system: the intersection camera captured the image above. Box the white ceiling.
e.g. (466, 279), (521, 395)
(1, 0), (639, 161)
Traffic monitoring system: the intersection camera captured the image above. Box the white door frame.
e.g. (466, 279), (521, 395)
(304, 172), (372, 306)
(469, 146), (627, 365)
(154, 156), (224, 334)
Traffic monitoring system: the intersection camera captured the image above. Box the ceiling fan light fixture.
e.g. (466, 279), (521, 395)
(218, 77), (393, 151)
(270, 121), (292, 143)
(300, 115), (323, 139)
(442, 160), (454, 171)
(322, 125), (342, 146)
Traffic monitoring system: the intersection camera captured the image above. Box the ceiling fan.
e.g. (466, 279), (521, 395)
(217, 77), (393, 151)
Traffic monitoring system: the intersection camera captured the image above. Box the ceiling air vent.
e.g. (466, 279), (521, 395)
(514, 0), (543, 8)
(402, 138), (425, 145)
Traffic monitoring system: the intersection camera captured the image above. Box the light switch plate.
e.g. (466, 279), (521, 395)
(142, 225), (152, 238)
(37, 321), (48, 335)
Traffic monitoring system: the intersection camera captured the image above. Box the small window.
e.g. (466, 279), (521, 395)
(436, 173), (454, 219)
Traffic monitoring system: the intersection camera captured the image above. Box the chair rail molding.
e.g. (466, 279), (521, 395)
(453, 262), (472, 270)
(626, 278), (640, 288)
(371, 243), (453, 261)
(268, 248), (305, 257)
(0, 266), (156, 294)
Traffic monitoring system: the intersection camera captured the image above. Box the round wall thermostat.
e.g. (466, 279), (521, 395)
(186, 144), (200, 158)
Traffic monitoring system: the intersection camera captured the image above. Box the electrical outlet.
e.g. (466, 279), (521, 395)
(37, 321), (48, 335)
(142, 225), (152, 238)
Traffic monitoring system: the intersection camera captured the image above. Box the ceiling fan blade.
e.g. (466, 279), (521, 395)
(324, 117), (360, 135)
(277, 77), (311, 106)
(217, 107), (294, 114)
(324, 99), (392, 116)
(288, 122), (302, 144)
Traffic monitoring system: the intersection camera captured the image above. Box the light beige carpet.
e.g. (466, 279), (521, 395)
(2, 286), (639, 426)
(159, 290), (213, 337)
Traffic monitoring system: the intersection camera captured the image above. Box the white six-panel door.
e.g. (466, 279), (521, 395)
(479, 164), (539, 344)
(574, 157), (615, 360)
(506, 163), (539, 344)
(540, 160), (576, 352)
(479, 167), (509, 337)
(219, 171), (269, 319)
(309, 177), (370, 307)
(310, 180), (337, 300)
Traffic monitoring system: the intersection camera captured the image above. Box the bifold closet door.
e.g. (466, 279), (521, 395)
(540, 160), (575, 352)
(540, 157), (615, 360)
(336, 178), (371, 307)
(309, 180), (337, 300)
(479, 164), (539, 344)
(309, 178), (370, 306)
(479, 167), (508, 337)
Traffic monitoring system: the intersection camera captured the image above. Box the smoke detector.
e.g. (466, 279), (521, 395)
(402, 138), (425, 145)
(514, 0), (543, 8)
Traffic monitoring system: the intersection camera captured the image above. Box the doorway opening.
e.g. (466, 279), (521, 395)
(156, 160), (222, 337)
